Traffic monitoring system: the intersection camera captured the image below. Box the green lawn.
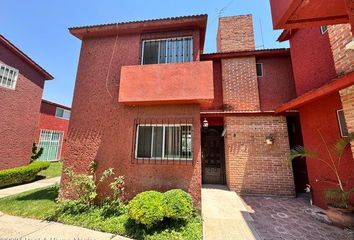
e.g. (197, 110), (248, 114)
(0, 186), (202, 240)
(38, 161), (63, 178)
(0, 185), (58, 219)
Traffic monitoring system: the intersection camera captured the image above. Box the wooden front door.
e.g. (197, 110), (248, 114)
(202, 127), (226, 184)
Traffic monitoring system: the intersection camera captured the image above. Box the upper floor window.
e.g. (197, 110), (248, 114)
(55, 107), (71, 120)
(337, 109), (349, 137)
(0, 63), (19, 90)
(256, 63), (263, 77)
(320, 26), (328, 34)
(141, 37), (193, 65)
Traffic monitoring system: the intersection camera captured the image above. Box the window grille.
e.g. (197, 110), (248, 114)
(132, 118), (194, 165)
(141, 37), (193, 65)
(38, 129), (64, 161)
(0, 63), (19, 90)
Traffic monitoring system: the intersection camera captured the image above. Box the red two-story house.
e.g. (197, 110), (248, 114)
(64, 14), (298, 204)
(0, 35), (53, 170)
(270, 0), (354, 208)
(36, 99), (71, 162)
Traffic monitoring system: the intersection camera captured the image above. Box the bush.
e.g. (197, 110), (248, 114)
(128, 191), (165, 228)
(163, 189), (194, 221)
(0, 161), (50, 188)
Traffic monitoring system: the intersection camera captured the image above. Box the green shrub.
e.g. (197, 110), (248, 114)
(0, 161), (50, 188)
(163, 189), (194, 221)
(128, 191), (165, 228)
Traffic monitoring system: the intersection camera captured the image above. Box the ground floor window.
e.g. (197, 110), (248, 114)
(38, 129), (64, 161)
(135, 124), (192, 160)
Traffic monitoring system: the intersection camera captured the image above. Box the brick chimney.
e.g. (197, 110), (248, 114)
(217, 14), (255, 52)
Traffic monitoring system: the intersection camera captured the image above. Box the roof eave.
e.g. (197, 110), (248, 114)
(0, 35), (54, 80)
(200, 48), (290, 61)
(276, 71), (354, 113)
(69, 14), (208, 39)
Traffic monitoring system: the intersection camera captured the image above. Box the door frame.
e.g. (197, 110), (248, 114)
(201, 126), (226, 185)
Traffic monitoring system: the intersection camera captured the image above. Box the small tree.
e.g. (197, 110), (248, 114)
(289, 130), (354, 209)
(31, 142), (43, 163)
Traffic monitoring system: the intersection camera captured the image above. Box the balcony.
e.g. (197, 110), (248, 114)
(118, 61), (214, 105)
(269, 0), (348, 29)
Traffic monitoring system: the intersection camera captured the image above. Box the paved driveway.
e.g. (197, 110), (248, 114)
(242, 195), (354, 240)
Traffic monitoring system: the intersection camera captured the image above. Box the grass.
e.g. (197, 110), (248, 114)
(38, 161), (63, 178)
(0, 185), (58, 219)
(0, 186), (202, 240)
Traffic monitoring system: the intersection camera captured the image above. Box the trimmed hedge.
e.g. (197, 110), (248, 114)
(163, 189), (194, 220)
(128, 191), (165, 228)
(0, 161), (50, 188)
(128, 189), (195, 228)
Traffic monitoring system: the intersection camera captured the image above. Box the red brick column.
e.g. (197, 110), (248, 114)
(328, 24), (354, 74)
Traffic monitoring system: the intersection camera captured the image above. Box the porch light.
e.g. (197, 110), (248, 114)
(202, 118), (209, 128)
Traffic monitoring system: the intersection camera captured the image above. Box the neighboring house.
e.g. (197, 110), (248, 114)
(270, 1), (354, 208)
(0, 35), (53, 170)
(36, 99), (71, 161)
(64, 14), (299, 205)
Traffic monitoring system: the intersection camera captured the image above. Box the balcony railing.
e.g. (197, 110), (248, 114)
(118, 61), (214, 105)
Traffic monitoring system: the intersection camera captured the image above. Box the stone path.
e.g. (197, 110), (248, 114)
(243, 195), (354, 240)
(0, 177), (61, 199)
(202, 185), (262, 240)
(0, 213), (130, 239)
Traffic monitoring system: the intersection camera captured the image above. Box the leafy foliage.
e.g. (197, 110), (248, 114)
(289, 130), (354, 209)
(325, 188), (354, 209)
(0, 186), (202, 240)
(62, 160), (115, 206)
(163, 189), (194, 221)
(0, 161), (50, 188)
(31, 142), (43, 162)
(128, 191), (165, 228)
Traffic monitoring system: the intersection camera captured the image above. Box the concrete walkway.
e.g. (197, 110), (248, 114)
(202, 185), (262, 240)
(0, 213), (130, 239)
(0, 177), (61, 199)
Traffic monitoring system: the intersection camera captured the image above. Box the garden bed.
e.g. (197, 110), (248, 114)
(0, 185), (202, 240)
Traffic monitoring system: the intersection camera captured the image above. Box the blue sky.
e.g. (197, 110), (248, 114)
(1, 0), (288, 107)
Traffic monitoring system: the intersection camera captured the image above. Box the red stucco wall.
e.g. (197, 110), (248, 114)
(200, 60), (223, 111)
(64, 30), (202, 204)
(256, 56), (296, 111)
(36, 101), (70, 159)
(289, 27), (337, 96)
(0, 43), (45, 170)
(299, 93), (354, 208)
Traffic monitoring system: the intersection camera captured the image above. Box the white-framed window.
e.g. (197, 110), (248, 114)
(141, 37), (193, 65)
(135, 124), (193, 160)
(337, 109), (349, 137)
(0, 63), (19, 90)
(256, 63), (263, 77)
(38, 129), (64, 161)
(320, 26), (328, 34)
(55, 107), (71, 120)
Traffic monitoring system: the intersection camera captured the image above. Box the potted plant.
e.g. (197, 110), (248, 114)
(289, 131), (354, 228)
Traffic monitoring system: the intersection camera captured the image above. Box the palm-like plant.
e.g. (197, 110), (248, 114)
(289, 130), (354, 209)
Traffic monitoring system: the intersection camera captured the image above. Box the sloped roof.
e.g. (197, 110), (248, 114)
(0, 35), (53, 80)
(69, 14), (208, 49)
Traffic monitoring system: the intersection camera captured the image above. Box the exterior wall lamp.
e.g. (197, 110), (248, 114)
(266, 135), (274, 145)
(202, 118), (209, 128)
